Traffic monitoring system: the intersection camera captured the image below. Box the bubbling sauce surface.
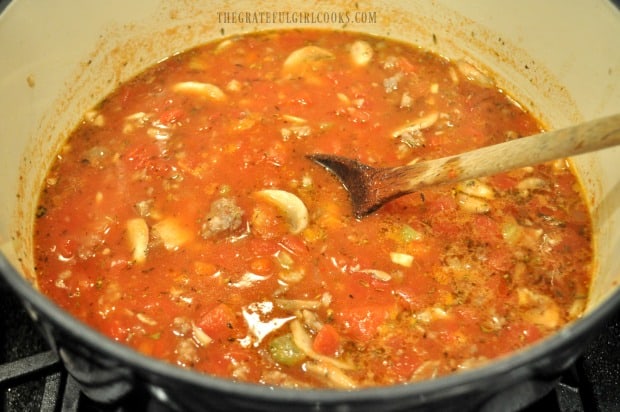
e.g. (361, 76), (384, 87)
(34, 29), (592, 389)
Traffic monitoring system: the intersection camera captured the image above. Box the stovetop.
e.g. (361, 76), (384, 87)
(1, 278), (619, 412)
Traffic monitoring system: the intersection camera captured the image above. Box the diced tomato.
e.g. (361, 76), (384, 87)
(99, 318), (129, 342)
(249, 257), (273, 274)
(497, 323), (543, 352)
(124, 144), (171, 176)
(198, 303), (238, 340)
(486, 246), (513, 273)
(394, 276), (437, 312)
(158, 108), (185, 124)
(117, 87), (131, 106)
(58, 238), (77, 259)
(137, 337), (157, 356)
(248, 238), (280, 256)
(426, 194), (458, 215)
(398, 56), (416, 73)
(430, 219), (460, 239)
(489, 174), (518, 191)
(278, 234), (308, 256)
(348, 108), (371, 124)
(250, 202), (290, 239)
(125, 145), (150, 169)
(473, 215), (502, 241)
(312, 324), (340, 356)
(335, 305), (390, 341)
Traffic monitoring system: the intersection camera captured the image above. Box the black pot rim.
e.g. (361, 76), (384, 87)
(2, 250), (620, 405)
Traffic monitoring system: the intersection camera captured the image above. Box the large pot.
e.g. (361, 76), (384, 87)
(1, 1), (619, 411)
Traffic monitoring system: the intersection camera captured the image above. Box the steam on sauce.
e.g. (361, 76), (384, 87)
(33, 29), (593, 389)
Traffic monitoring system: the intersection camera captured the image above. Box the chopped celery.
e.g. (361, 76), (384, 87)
(269, 333), (306, 366)
(501, 221), (521, 245)
(400, 224), (422, 242)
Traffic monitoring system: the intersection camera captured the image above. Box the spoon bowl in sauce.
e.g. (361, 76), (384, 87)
(308, 113), (620, 218)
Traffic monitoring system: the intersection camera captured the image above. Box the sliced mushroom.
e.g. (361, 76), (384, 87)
(282, 45), (334, 80)
(517, 288), (561, 329)
(455, 59), (494, 87)
(136, 312), (157, 326)
(356, 268), (392, 281)
(456, 192), (491, 214)
(152, 218), (192, 251)
(456, 179), (495, 200)
(410, 360), (441, 381)
(275, 298), (322, 312)
(516, 177), (548, 197)
(172, 81), (226, 101)
(392, 112), (439, 138)
(126, 218), (149, 263)
(350, 40), (373, 66)
(304, 360), (358, 389)
(84, 109), (105, 127)
(255, 189), (309, 234)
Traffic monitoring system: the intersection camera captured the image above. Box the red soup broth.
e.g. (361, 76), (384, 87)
(33, 29), (593, 389)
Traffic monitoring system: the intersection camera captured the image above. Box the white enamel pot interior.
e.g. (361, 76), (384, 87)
(1, 1), (619, 411)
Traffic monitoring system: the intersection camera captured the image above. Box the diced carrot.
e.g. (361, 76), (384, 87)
(312, 324), (340, 356)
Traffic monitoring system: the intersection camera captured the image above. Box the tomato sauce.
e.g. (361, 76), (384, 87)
(33, 29), (593, 388)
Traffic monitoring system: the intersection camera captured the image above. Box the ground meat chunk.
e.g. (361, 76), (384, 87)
(200, 197), (244, 239)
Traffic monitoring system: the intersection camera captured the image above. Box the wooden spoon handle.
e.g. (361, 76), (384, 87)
(400, 113), (620, 191)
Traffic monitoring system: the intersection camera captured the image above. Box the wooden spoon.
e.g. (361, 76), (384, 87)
(308, 113), (620, 218)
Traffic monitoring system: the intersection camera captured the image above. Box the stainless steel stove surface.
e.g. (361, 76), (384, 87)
(1, 278), (619, 411)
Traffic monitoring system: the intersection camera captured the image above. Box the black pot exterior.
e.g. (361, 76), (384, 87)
(3, 253), (618, 411)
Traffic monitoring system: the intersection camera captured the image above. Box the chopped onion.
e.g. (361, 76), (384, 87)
(390, 252), (414, 267)
(192, 323), (213, 347)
